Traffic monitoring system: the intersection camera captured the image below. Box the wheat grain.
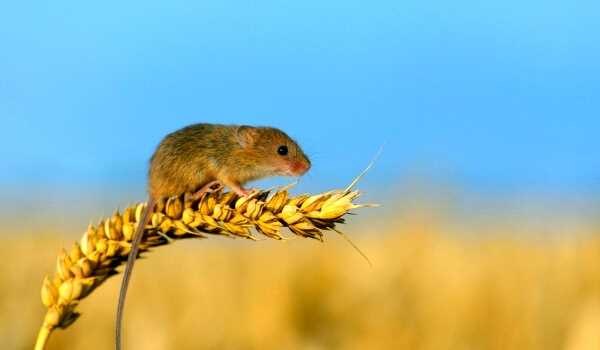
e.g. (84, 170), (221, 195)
(34, 185), (374, 350)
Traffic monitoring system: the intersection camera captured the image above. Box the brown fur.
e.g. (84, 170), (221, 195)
(148, 123), (310, 198)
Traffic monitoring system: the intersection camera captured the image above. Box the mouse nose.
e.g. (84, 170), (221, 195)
(291, 161), (310, 176)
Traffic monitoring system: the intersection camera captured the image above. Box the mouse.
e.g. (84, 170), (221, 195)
(115, 123), (311, 350)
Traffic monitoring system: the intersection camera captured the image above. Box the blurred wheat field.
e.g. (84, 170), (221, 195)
(3, 211), (600, 350)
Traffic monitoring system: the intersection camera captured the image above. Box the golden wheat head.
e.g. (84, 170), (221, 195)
(34, 184), (375, 350)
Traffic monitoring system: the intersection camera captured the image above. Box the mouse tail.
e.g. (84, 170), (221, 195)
(115, 197), (156, 350)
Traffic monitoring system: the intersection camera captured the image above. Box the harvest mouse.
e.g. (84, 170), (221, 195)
(115, 123), (311, 350)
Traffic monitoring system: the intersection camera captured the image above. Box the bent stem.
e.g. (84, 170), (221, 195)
(34, 323), (52, 350)
(34, 180), (376, 349)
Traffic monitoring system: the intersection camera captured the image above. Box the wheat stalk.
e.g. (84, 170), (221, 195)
(34, 184), (375, 350)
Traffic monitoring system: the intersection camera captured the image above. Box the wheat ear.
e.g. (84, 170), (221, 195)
(34, 184), (374, 350)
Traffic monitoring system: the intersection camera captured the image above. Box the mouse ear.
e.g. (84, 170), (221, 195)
(236, 125), (259, 148)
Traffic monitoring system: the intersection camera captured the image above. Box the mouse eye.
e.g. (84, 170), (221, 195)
(277, 145), (288, 156)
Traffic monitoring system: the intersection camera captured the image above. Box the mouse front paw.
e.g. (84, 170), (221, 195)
(234, 187), (253, 197)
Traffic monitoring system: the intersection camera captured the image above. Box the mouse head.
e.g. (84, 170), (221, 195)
(236, 125), (311, 177)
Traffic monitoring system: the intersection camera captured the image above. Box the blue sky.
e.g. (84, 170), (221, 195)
(1, 0), (599, 196)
